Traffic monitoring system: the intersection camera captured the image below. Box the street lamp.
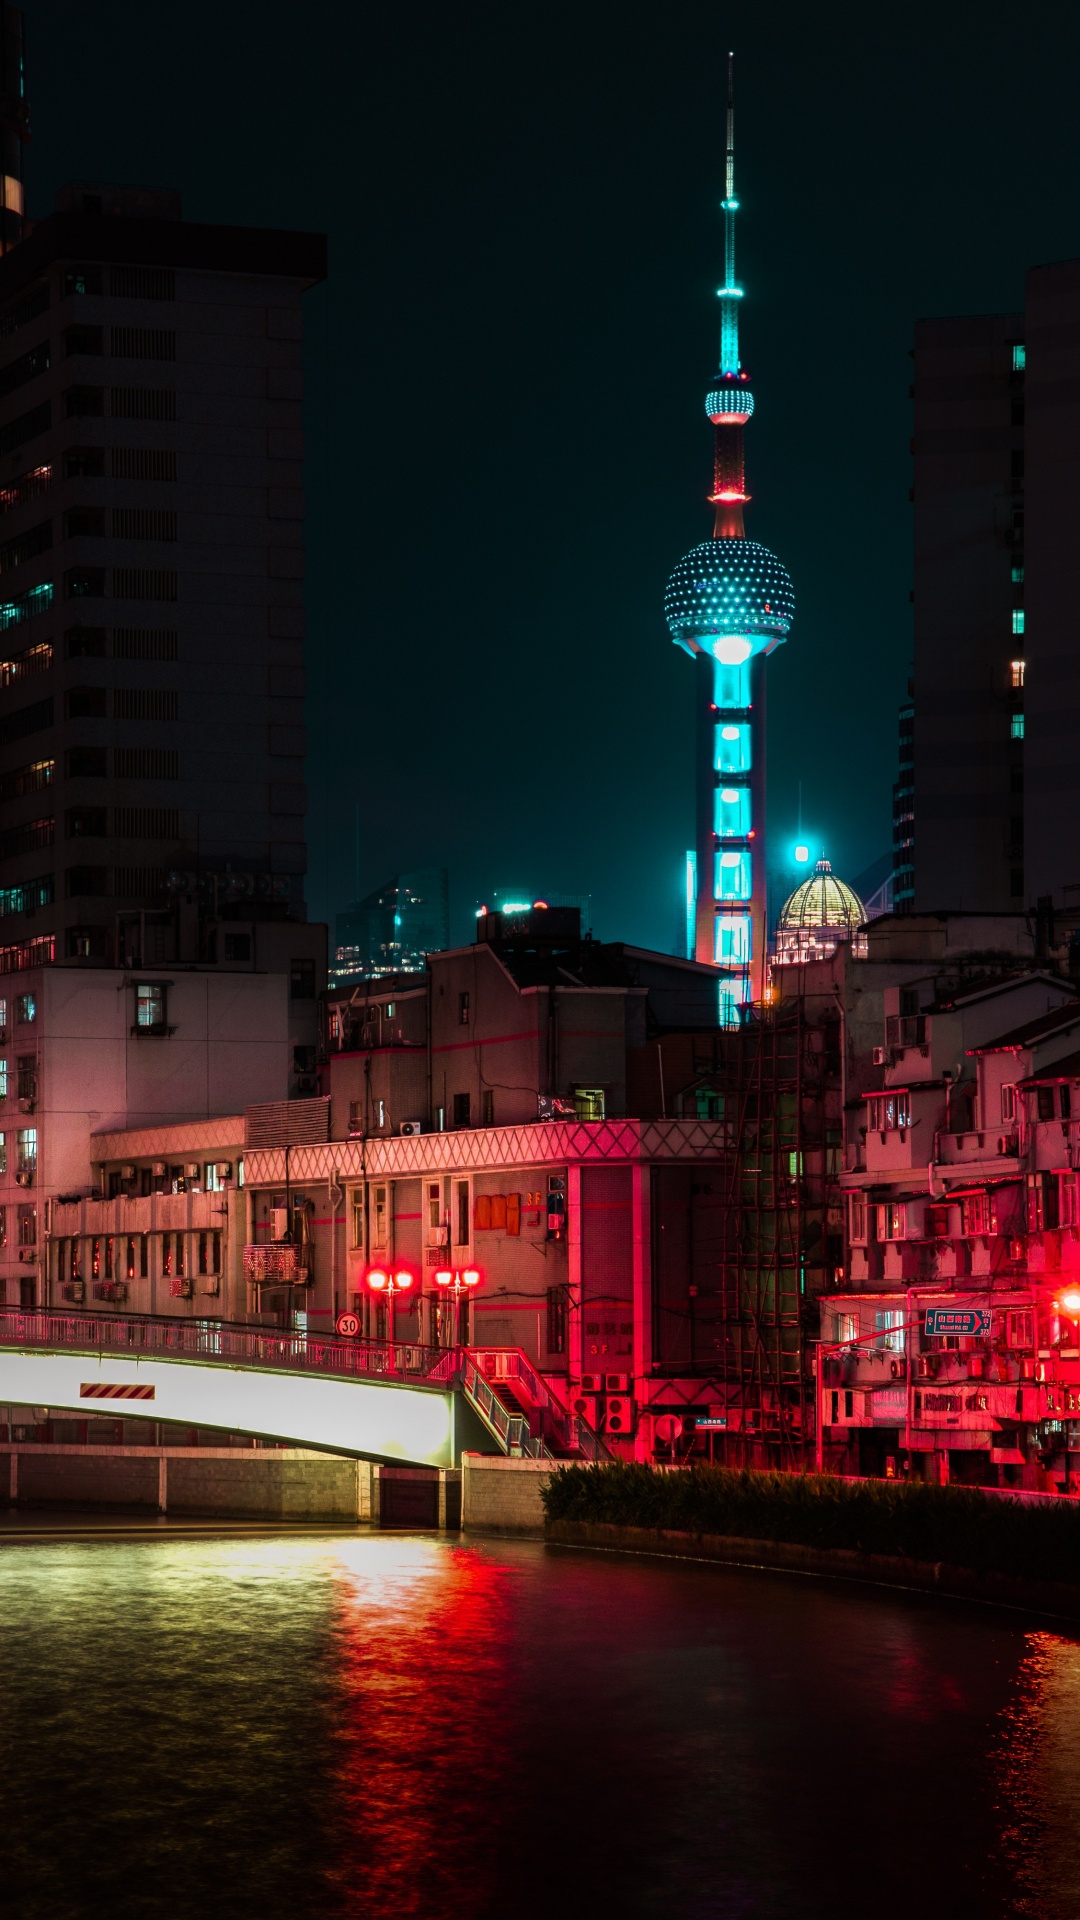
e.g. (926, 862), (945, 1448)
(365, 1266), (414, 1348)
(434, 1266), (482, 1346)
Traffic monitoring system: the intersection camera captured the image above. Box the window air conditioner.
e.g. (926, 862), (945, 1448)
(571, 1392), (599, 1425)
(400, 1120), (424, 1137)
(426, 1224), (449, 1247)
(15, 1171), (32, 1187)
(185, 1162), (199, 1179)
(604, 1373), (629, 1392)
(152, 1162), (166, 1176)
(580, 1372), (604, 1393)
(872, 1046), (888, 1067)
(121, 1165), (136, 1179)
(603, 1395), (635, 1435)
(215, 1163), (233, 1180)
(169, 1278), (193, 1298)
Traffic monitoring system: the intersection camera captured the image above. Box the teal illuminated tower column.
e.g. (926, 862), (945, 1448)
(665, 53), (794, 1017)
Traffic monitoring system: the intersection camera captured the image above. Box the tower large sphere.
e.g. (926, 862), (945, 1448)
(665, 538), (795, 660)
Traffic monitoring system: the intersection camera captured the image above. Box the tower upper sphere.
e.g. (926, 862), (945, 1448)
(665, 538), (795, 662)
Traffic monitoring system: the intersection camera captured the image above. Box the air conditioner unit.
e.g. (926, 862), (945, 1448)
(169, 1278), (193, 1298)
(62, 1281), (85, 1304)
(17, 1248), (35, 1263)
(152, 1162), (166, 1176)
(571, 1392), (598, 1425)
(215, 1163), (233, 1181)
(269, 1207), (289, 1241)
(426, 1224), (449, 1247)
(580, 1372), (604, 1393)
(872, 1046), (888, 1067)
(603, 1394), (635, 1435)
(997, 1134), (1017, 1155)
(15, 1171), (32, 1187)
(185, 1163), (200, 1179)
(17, 1096), (33, 1113)
(121, 1165), (136, 1179)
(400, 1120), (424, 1137)
(604, 1372), (629, 1393)
(198, 1277), (220, 1295)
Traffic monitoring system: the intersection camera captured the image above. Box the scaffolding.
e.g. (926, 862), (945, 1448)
(707, 998), (837, 1468)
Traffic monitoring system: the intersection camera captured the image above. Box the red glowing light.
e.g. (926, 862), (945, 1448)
(708, 488), (749, 503)
(393, 1269), (413, 1290)
(1059, 1290), (1080, 1317)
(462, 1269), (481, 1288)
(366, 1268), (389, 1291)
(434, 1269), (453, 1288)
(532, 899), (549, 909)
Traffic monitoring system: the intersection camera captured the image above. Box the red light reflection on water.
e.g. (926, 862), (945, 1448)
(323, 1539), (515, 1916)
(991, 1629), (1080, 1920)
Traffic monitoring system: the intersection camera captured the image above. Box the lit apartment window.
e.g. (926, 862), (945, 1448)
(875, 1202), (907, 1241)
(1011, 610), (1025, 635)
(834, 1312), (859, 1347)
(16, 1203), (35, 1245)
(427, 1182), (441, 1233)
(1010, 659), (1026, 688)
(867, 1092), (911, 1132)
(15, 993), (34, 1023)
(1011, 714), (1025, 740)
(926, 1204), (950, 1239)
(371, 1185), (388, 1249)
(1001, 1083), (1016, 1122)
(962, 1191), (994, 1236)
(1012, 343), (1026, 371)
(16, 1127), (35, 1172)
(135, 982), (166, 1030)
(875, 1309), (905, 1354)
(848, 1195), (867, 1243)
(351, 1190), (364, 1248)
(574, 1088), (606, 1121)
(0, 1059), (7, 1100)
(0, 1133), (6, 1174)
(456, 1180), (470, 1247)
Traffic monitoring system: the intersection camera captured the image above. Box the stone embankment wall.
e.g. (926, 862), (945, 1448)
(460, 1453), (551, 1533)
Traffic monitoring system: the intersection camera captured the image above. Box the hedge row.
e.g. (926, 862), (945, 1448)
(541, 1463), (1080, 1585)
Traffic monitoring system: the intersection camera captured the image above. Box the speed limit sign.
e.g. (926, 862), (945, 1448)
(335, 1311), (360, 1338)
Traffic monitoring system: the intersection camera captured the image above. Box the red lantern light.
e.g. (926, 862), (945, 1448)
(366, 1268), (389, 1291)
(434, 1270), (453, 1288)
(462, 1268), (481, 1288)
(393, 1270), (413, 1291)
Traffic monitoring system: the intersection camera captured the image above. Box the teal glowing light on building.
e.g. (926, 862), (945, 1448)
(664, 53), (794, 1017)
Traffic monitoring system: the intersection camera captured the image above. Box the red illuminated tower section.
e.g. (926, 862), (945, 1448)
(665, 55), (794, 1017)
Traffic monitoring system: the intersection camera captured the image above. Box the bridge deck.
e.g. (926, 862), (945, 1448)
(0, 1310), (459, 1466)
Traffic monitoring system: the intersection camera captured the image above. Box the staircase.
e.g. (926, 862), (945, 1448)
(458, 1348), (613, 1463)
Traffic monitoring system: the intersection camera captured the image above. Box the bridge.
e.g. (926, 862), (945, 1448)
(0, 1309), (607, 1467)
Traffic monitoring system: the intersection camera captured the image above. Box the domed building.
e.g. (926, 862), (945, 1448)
(773, 859), (867, 966)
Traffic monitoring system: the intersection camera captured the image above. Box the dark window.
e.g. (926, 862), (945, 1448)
(65, 446), (105, 479)
(459, 991), (470, 1026)
(1062, 1086), (1073, 1120)
(293, 1045), (316, 1073)
(113, 747), (178, 779)
(113, 807), (179, 839)
(66, 808), (106, 838)
(224, 933), (250, 962)
(65, 386), (104, 418)
(1037, 1086), (1056, 1122)
(110, 327), (176, 361)
(64, 324), (103, 356)
(453, 1092), (471, 1128)
(112, 508), (177, 541)
(290, 958), (315, 1000)
(546, 1286), (567, 1355)
(108, 266), (175, 300)
(112, 628), (177, 660)
(65, 685), (106, 719)
(0, 401), (49, 455)
(66, 926), (108, 959)
(0, 521), (52, 574)
(0, 283), (49, 336)
(0, 698), (53, 747)
(65, 568), (105, 599)
(481, 1089), (494, 1126)
(64, 507), (104, 538)
(65, 866), (108, 897)
(63, 266), (103, 295)
(110, 388), (176, 422)
(1010, 867), (1024, 898)
(0, 343), (50, 398)
(111, 568), (177, 601)
(66, 747), (106, 778)
(65, 627), (106, 657)
(113, 688), (178, 721)
(899, 986), (919, 1017)
(111, 448), (176, 482)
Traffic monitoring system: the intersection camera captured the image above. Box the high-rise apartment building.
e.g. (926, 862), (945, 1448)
(0, 177), (325, 968)
(909, 261), (1080, 915)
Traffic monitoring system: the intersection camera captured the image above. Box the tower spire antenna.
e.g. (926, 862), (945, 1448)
(720, 51), (740, 378)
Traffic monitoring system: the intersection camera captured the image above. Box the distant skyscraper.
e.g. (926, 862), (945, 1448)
(0, 148), (325, 969)
(333, 868), (449, 984)
(664, 56), (794, 1017)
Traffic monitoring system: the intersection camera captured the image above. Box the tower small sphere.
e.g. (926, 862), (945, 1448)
(706, 387), (754, 425)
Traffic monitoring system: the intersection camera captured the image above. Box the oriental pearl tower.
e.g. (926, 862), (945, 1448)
(665, 55), (794, 1017)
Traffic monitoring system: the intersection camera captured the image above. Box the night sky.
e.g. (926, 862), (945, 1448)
(28, 0), (1080, 950)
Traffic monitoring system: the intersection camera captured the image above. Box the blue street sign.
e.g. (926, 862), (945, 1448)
(695, 1415), (728, 1429)
(923, 1308), (991, 1338)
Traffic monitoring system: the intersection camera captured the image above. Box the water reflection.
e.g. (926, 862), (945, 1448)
(994, 1630), (1080, 1919)
(1, 1533), (1080, 1919)
(325, 1539), (514, 1915)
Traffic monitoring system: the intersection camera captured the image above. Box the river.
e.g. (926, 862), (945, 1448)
(0, 1525), (1076, 1919)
